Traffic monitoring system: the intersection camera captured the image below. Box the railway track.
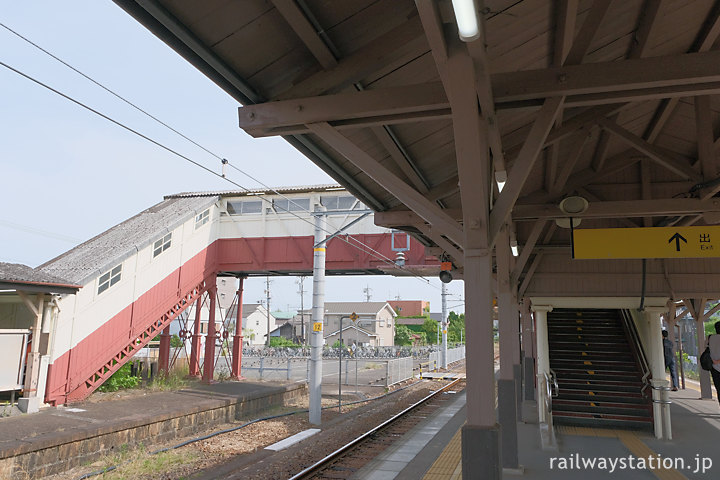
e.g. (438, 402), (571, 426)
(289, 378), (465, 480)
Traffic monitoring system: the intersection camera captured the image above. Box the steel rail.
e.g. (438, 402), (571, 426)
(288, 377), (463, 480)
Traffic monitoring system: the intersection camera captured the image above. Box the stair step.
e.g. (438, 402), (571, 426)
(551, 360), (638, 371)
(553, 399), (652, 416)
(553, 412), (653, 430)
(560, 379), (645, 391)
(556, 392), (647, 404)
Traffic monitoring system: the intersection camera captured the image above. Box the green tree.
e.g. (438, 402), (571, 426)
(422, 317), (440, 344)
(394, 325), (413, 346)
(448, 311), (465, 343)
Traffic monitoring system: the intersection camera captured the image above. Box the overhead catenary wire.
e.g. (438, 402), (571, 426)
(0, 23), (433, 281)
(0, 56), (433, 285)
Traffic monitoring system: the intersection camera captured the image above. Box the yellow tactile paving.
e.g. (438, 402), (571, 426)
(559, 426), (688, 480)
(423, 428), (463, 480)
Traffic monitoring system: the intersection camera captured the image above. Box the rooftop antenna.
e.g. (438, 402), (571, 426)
(363, 285), (372, 302)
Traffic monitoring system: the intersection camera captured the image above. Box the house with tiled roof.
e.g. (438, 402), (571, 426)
(313, 301), (397, 347)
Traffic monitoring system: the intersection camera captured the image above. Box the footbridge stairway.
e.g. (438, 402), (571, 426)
(548, 309), (653, 430)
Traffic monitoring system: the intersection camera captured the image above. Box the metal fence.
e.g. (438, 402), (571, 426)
(428, 345), (466, 369)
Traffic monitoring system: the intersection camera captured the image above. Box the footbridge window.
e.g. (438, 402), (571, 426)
(153, 232), (172, 257)
(195, 209), (210, 228)
(272, 198), (309, 213)
(226, 200), (262, 215)
(98, 264), (122, 295)
(320, 195), (365, 213)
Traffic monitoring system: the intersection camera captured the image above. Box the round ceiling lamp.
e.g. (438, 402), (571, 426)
(555, 196), (588, 228)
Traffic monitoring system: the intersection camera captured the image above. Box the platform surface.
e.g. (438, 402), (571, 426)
(0, 380), (296, 459)
(357, 382), (720, 480)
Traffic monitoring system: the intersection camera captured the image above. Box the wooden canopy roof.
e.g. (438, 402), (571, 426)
(114, 0), (720, 298)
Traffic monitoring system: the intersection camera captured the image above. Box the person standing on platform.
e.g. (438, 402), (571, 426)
(707, 321), (720, 405)
(662, 330), (679, 391)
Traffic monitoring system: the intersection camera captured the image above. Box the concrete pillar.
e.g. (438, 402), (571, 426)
(202, 286), (218, 382)
(533, 305), (553, 425)
(309, 206), (326, 425)
(189, 297), (203, 377)
(521, 298), (535, 402)
(231, 277), (245, 380)
(497, 226), (519, 470)
(643, 307), (671, 439)
(158, 326), (171, 374)
(461, 249), (500, 480)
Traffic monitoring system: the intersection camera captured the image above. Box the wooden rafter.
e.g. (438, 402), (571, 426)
(489, 98), (564, 246)
(597, 118), (701, 181)
(271, 0), (337, 70)
(551, 129), (590, 195)
(493, 50), (720, 105)
(306, 122), (464, 246)
(511, 220), (546, 285)
(513, 197), (720, 220)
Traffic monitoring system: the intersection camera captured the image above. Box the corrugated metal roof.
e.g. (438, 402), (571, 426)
(36, 196), (218, 286)
(165, 184), (345, 199)
(0, 262), (79, 288)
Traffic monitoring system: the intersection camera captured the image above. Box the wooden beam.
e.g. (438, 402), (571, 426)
(553, 0), (578, 66)
(519, 252), (544, 298)
(427, 176), (459, 202)
(271, 0), (337, 70)
(416, 224), (464, 267)
(489, 98), (565, 246)
(374, 209), (462, 227)
(628, 0), (662, 59)
(275, 18), (426, 100)
(492, 50), (720, 105)
(563, 0), (610, 65)
(512, 197), (720, 220)
(643, 1), (720, 142)
(591, 123), (612, 171)
(550, 129), (590, 195)
(597, 118), (702, 181)
(511, 220), (546, 285)
(306, 122), (464, 245)
(371, 125), (429, 193)
(576, 188), (638, 228)
(445, 42), (492, 251)
(695, 95), (715, 181)
(521, 149), (643, 204)
(240, 82), (448, 134)
(640, 159), (653, 227)
(467, 39), (506, 173)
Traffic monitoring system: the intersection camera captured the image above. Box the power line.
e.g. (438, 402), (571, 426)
(0, 24), (429, 283)
(0, 57), (435, 286)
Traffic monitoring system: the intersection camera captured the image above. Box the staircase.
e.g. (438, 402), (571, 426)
(548, 309), (653, 430)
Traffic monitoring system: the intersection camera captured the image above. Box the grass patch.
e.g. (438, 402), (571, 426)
(87, 443), (199, 480)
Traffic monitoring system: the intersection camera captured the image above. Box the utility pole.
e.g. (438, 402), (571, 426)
(441, 282), (448, 369)
(310, 205), (327, 425)
(363, 285), (372, 302)
(297, 276), (306, 344)
(265, 276), (271, 346)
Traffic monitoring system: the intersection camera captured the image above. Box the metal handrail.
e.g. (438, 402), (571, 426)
(621, 309), (652, 397)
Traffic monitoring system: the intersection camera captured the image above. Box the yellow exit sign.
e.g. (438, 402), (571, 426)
(573, 226), (720, 259)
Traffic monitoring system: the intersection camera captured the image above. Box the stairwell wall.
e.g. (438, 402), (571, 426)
(45, 202), (222, 404)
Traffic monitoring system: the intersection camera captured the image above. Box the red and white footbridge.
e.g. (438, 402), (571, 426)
(37, 186), (440, 405)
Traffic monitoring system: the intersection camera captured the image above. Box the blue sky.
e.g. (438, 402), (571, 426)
(0, 1), (464, 313)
